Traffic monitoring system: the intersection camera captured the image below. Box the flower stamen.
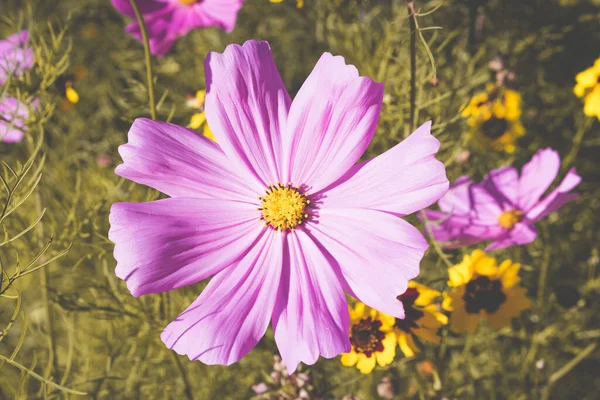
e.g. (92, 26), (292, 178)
(498, 209), (523, 229)
(259, 183), (309, 231)
(350, 317), (386, 357)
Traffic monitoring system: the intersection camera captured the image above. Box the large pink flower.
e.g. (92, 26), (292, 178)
(421, 148), (581, 251)
(112, 0), (246, 57)
(0, 30), (34, 85)
(109, 41), (448, 371)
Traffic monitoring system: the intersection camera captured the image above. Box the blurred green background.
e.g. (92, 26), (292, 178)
(1, 0), (599, 398)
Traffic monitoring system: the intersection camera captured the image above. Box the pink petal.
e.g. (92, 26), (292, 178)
(421, 210), (505, 248)
(517, 148), (560, 212)
(108, 198), (263, 297)
(485, 222), (538, 251)
(124, 7), (179, 57)
(468, 184), (504, 224)
(483, 166), (519, 206)
(161, 231), (283, 365)
(0, 30), (34, 85)
(527, 167), (581, 221)
(190, 0), (246, 33)
(115, 118), (260, 202)
(272, 230), (350, 373)
(318, 121), (448, 216)
(437, 176), (475, 214)
(309, 208), (427, 318)
(111, 0), (167, 18)
(0, 97), (30, 143)
(282, 53), (384, 192)
(205, 41), (291, 186)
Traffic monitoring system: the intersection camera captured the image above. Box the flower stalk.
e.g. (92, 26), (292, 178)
(127, 0), (156, 120)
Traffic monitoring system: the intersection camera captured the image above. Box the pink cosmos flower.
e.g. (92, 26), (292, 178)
(421, 148), (581, 251)
(0, 97), (35, 143)
(111, 0), (246, 57)
(0, 30), (34, 85)
(108, 40), (448, 372)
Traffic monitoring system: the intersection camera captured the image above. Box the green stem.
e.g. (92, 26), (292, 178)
(169, 351), (194, 400)
(562, 117), (593, 173)
(406, 1), (417, 132)
(127, 0), (157, 120)
(0, 354), (86, 396)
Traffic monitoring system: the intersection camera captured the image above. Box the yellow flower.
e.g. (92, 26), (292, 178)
(443, 250), (530, 333)
(340, 302), (396, 374)
(269, 0), (304, 8)
(462, 84), (525, 153)
(574, 57), (600, 120)
(393, 281), (448, 358)
(186, 90), (215, 141)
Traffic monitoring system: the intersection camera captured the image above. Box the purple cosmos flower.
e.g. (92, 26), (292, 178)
(108, 40), (448, 372)
(0, 30), (34, 85)
(111, 0), (246, 57)
(421, 148), (581, 251)
(0, 97), (36, 143)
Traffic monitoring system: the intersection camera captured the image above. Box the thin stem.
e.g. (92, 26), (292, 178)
(24, 137), (59, 383)
(562, 117), (593, 173)
(0, 354), (87, 396)
(127, 0), (157, 120)
(406, 1), (417, 132)
(169, 351), (194, 400)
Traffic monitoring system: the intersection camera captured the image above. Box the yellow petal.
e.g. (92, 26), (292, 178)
(412, 326), (441, 344)
(448, 255), (474, 287)
(189, 112), (206, 129)
(486, 287), (531, 330)
(584, 86), (600, 119)
(449, 297), (479, 333)
(66, 86), (80, 104)
(379, 312), (397, 331)
(340, 351), (358, 367)
(473, 251), (498, 277)
(356, 353), (377, 374)
(499, 260), (521, 289)
(376, 332), (397, 367)
(575, 67), (599, 88)
(398, 331), (419, 358)
(203, 123), (215, 142)
(410, 281), (442, 307)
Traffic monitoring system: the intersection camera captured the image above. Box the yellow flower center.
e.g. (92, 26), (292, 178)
(498, 209), (523, 229)
(259, 183), (309, 231)
(178, 0), (197, 5)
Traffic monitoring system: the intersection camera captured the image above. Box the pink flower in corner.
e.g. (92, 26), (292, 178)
(111, 0), (246, 57)
(108, 40), (448, 372)
(0, 30), (34, 85)
(0, 97), (36, 143)
(421, 148), (581, 251)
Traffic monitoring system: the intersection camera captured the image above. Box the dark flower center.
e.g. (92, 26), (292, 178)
(463, 276), (507, 314)
(394, 288), (425, 333)
(350, 317), (386, 357)
(481, 116), (509, 140)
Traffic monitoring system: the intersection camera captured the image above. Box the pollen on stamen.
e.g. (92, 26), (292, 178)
(260, 183), (309, 231)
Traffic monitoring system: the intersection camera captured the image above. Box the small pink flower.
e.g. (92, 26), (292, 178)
(109, 41), (448, 372)
(111, 0), (247, 57)
(421, 148), (581, 250)
(0, 30), (34, 85)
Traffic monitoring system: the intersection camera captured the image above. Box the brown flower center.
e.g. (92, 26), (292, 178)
(350, 317), (386, 357)
(394, 288), (424, 333)
(463, 276), (507, 314)
(481, 116), (509, 140)
(178, 0), (198, 5)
